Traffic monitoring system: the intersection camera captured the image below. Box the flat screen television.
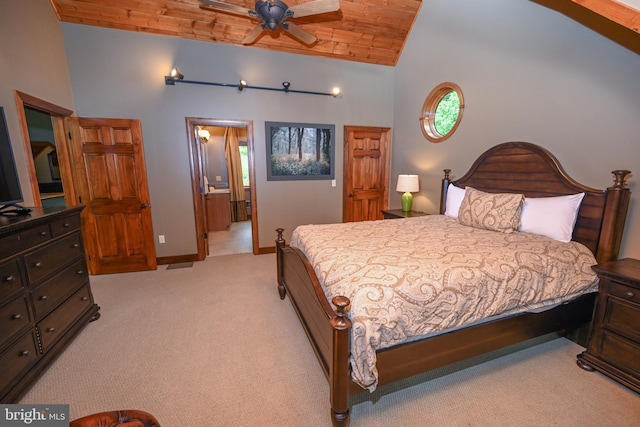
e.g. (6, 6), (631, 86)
(0, 106), (31, 215)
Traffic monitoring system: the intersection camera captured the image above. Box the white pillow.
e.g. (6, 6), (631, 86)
(519, 193), (585, 242)
(444, 184), (466, 218)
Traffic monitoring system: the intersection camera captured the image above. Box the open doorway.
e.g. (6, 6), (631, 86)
(14, 91), (75, 208)
(25, 107), (65, 207)
(186, 117), (258, 259)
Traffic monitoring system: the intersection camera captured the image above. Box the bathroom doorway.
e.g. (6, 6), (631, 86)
(186, 117), (258, 259)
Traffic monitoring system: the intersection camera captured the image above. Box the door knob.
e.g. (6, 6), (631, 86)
(141, 203), (148, 209)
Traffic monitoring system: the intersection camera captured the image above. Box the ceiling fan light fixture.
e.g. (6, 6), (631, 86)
(199, 0), (338, 45)
(282, 81), (291, 92)
(332, 87), (342, 97)
(238, 80), (248, 91)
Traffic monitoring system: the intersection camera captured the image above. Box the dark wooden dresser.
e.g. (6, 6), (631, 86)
(0, 206), (100, 402)
(577, 258), (640, 393)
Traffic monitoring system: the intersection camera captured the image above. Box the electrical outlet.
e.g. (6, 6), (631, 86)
(331, 179), (336, 187)
(215, 176), (222, 182)
(159, 235), (165, 244)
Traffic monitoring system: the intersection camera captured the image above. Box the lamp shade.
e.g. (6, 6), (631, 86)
(396, 175), (419, 193)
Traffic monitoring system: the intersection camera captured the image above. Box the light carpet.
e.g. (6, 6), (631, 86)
(19, 253), (640, 426)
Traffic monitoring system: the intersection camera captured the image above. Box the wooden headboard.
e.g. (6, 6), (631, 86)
(439, 142), (631, 264)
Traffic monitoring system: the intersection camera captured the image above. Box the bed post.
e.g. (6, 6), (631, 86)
(329, 296), (352, 427)
(276, 228), (286, 299)
(440, 169), (452, 214)
(596, 170), (631, 263)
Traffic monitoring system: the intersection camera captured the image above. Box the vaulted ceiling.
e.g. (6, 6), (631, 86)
(49, 0), (639, 66)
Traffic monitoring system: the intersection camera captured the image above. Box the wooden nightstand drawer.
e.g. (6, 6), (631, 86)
(607, 280), (640, 305)
(599, 332), (640, 375)
(604, 297), (640, 343)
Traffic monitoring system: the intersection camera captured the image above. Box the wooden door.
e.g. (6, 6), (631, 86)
(66, 117), (157, 274)
(343, 126), (392, 222)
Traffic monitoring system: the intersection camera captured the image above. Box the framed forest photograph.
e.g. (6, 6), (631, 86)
(266, 121), (335, 181)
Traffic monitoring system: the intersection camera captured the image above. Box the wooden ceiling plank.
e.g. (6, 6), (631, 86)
(572, 0), (640, 32)
(49, 0), (423, 65)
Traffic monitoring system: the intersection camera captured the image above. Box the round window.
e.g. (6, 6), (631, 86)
(420, 82), (464, 143)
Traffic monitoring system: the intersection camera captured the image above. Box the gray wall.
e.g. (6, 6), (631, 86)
(392, 0), (640, 258)
(60, 24), (395, 256)
(0, 0), (75, 204)
(2, 0), (639, 260)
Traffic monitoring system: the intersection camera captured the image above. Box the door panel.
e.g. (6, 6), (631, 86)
(66, 117), (156, 274)
(343, 126), (392, 222)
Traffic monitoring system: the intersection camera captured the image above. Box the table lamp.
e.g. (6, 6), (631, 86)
(396, 175), (419, 212)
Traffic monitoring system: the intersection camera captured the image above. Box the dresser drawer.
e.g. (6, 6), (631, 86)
(604, 297), (640, 343)
(31, 259), (89, 319)
(50, 214), (81, 238)
(0, 330), (39, 395)
(38, 284), (93, 351)
(24, 233), (84, 285)
(0, 294), (32, 349)
(0, 224), (51, 259)
(0, 258), (24, 301)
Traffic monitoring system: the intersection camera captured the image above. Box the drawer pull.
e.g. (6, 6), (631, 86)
(64, 223), (70, 227)
(3, 275), (15, 282)
(76, 270), (85, 275)
(39, 231), (48, 236)
(81, 296), (89, 301)
(626, 291), (635, 298)
(19, 350), (30, 356)
(34, 262), (42, 268)
(72, 243), (79, 248)
(47, 327), (56, 333)
(11, 313), (22, 320)
(39, 295), (49, 301)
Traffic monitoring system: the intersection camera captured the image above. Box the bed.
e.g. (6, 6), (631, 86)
(275, 141), (631, 426)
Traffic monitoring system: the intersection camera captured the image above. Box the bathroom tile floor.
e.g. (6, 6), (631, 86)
(208, 220), (252, 256)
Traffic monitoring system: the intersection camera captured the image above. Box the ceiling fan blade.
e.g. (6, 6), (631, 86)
(283, 22), (317, 45)
(198, 0), (253, 17)
(242, 25), (266, 45)
(288, 0), (340, 18)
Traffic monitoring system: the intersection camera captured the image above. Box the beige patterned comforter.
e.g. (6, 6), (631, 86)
(290, 215), (598, 392)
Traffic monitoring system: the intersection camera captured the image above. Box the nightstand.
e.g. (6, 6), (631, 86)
(382, 209), (429, 219)
(577, 258), (640, 393)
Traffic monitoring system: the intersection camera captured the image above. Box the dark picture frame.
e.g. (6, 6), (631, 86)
(266, 121), (335, 181)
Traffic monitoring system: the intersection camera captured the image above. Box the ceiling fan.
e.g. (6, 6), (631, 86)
(199, 0), (340, 45)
